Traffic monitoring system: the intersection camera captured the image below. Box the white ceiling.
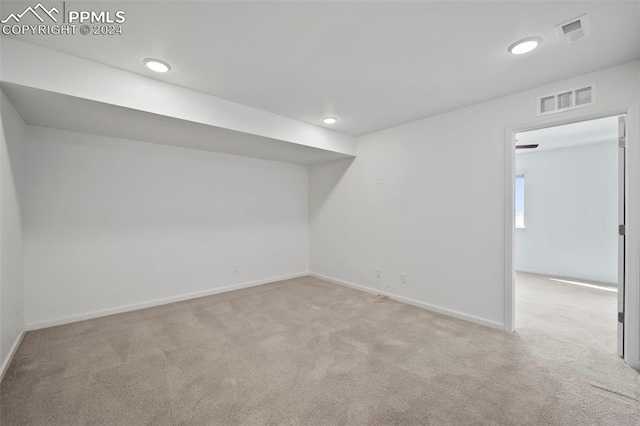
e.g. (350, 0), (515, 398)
(1, 83), (353, 165)
(515, 115), (620, 153)
(2, 1), (639, 136)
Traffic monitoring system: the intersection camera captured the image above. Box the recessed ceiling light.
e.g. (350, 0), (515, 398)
(323, 117), (338, 124)
(508, 37), (542, 55)
(144, 58), (171, 73)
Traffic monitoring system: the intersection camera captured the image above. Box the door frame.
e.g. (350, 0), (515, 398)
(504, 103), (640, 369)
(618, 115), (626, 357)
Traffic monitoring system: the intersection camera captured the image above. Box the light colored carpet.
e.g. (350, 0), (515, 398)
(1, 274), (639, 425)
(515, 272), (639, 405)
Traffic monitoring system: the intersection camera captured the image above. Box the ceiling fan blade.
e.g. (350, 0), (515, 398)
(516, 144), (539, 150)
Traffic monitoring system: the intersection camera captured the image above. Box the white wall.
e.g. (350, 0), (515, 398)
(0, 91), (25, 370)
(309, 61), (639, 329)
(515, 142), (618, 283)
(23, 126), (309, 328)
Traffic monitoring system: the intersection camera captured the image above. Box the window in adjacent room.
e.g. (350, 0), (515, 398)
(515, 174), (525, 228)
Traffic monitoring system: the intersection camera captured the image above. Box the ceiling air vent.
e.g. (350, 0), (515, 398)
(555, 14), (591, 44)
(536, 84), (596, 116)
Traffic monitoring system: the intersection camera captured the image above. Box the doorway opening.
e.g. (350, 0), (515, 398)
(512, 115), (626, 363)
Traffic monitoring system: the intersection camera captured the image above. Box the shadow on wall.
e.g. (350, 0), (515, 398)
(1, 94), (24, 197)
(309, 157), (355, 222)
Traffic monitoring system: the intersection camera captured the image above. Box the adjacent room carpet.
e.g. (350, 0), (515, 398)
(1, 274), (638, 425)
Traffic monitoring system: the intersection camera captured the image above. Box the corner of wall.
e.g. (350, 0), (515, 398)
(0, 89), (27, 376)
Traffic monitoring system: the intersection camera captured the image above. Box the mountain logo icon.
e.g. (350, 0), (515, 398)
(1, 3), (59, 24)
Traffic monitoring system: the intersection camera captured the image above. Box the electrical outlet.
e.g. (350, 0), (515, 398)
(376, 268), (382, 278)
(233, 264), (239, 273)
(401, 273), (407, 284)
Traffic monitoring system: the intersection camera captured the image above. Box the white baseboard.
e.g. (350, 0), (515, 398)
(310, 272), (505, 331)
(26, 272), (309, 331)
(0, 329), (25, 383)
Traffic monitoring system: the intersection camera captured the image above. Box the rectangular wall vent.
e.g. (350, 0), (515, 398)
(536, 84), (596, 116)
(555, 14), (591, 44)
